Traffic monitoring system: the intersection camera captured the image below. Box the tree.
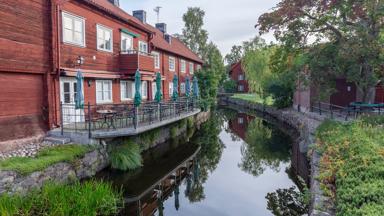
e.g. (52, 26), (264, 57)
(257, 0), (384, 102)
(225, 45), (243, 65)
(181, 7), (209, 59)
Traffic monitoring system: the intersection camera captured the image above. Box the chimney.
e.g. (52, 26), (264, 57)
(107, 0), (119, 7)
(164, 34), (172, 44)
(155, 23), (167, 34)
(133, 10), (147, 23)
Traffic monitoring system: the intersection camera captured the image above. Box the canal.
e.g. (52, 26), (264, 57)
(96, 108), (310, 216)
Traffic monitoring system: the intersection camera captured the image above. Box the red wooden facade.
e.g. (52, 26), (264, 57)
(0, 0), (202, 142)
(229, 61), (249, 93)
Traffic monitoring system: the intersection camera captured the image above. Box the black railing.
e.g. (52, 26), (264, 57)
(311, 102), (384, 121)
(60, 98), (199, 137)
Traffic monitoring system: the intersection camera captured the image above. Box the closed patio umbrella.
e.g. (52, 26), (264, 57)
(75, 69), (84, 109)
(155, 72), (162, 103)
(192, 76), (199, 98)
(174, 184), (180, 210)
(134, 69), (142, 107)
(172, 74), (178, 101)
(185, 76), (190, 98)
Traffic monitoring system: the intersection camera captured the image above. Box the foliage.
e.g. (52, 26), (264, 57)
(257, 0), (384, 102)
(224, 45), (243, 65)
(0, 180), (122, 216)
(315, 119), (384, 215)
(181, 7), (208, 59)
(240, 118), (291, 176)
(187, 117), (195, 129)
(109, 139), (142, 171)
(222, 79), (237, 93)
(0, 145), (92, 175)
(231, 93), (274, 106)
(266, 186), (309, 216)
(138, 128), (161, 151)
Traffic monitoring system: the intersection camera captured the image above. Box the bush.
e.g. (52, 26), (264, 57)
(222, 79), (237, 93)
(0, 181), (122, 216)
(315, 119), (384, 215)
(109, 139), (142, 171)
(0, 145), (92, 175)
(265, 78), (294, 109)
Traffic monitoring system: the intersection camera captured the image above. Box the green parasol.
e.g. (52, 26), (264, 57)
(75, 69), (84, 109)
(185, 76), (190, 98)
(155, 72), (162, 103)
(172, 74), (179, 101)
(192, 76), (199, 98)
(134, 69), (142, 107)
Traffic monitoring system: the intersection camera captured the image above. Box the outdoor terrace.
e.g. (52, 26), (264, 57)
(120, 50), (155, 75)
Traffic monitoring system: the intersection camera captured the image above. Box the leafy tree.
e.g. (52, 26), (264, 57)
(222, 79), (237, 93)
(257, 0), (384, 102)
(181, 7), (209, 59)
(225, 45), (243, 65)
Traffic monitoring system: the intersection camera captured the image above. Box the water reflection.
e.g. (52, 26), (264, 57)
(95, 108), (309, 216)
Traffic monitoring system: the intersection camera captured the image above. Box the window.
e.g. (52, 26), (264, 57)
(238, 117), (244, 124)
(96, 80), (112, 103)
(197, 65), (202, 71)
(120, 81), (135, 100)
(97, 24), (113, 52)
(152, 82), (157, 99)
(152, 51), (160, 69)
(121, 33), (133, 53)
(238, 74), (244, 81)
(238, 85), (244, 92)
(139, 41), (148, 54)
(189, 63), (194, 74)
(180, 82), (186, 94)
(62, 12), (85, 46)
(180, 60), (186, 73)
(141, 81), (148, 99)
(169, 82), (173, 97)
(169, 56), (175, 72)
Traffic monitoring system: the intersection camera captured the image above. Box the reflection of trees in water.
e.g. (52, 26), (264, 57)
(186, 111), (225, 203)
(240, 119), (291, 176)
(265, 186), (309, 216)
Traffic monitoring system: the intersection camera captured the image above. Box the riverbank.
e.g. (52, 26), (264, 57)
(220, 96), (335, 216)
(0, 111), (210, 195)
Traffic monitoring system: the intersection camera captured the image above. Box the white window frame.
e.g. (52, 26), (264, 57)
(169, 82), (174, 97)
(120, 80), (135, 101)
(238, 74), (244, 81)
(139, 41), (148, 54)
(152, 51), (160, 69)
(169, 56), (176, 72)
(97, 24), (113, 52)
(180, 60), (186, 73)
(238, 85), (244, 92)
(141, 81), (148, 99)
(189, 62), (194, 74)
(121, 32), (133, 53)
(62, 11), (85, 47)
(96, 80), (113, 104)
(152, 82), (157, 99)
(180, 82), (186, 94)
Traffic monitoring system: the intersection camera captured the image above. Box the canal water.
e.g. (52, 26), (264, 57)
(96, 108), (309, 216)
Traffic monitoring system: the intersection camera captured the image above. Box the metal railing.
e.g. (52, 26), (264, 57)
(60, 98), (199, 138)
(311, 102), (384, 121)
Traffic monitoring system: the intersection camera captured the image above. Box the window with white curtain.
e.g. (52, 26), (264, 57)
(97, 24), (113, 52)
(169, 82), (173, 97)
(96, 80), (112, 103)
(180, 60), (186, 73)
(141, 81), (148, 99)
(180, 82), (186, 94)
(152, 51), (160, 69)
(152, 82), (156, 99)
(169, 56), (175, 72)
(120, 80), (135, 100)
(62, 12), (85, 46)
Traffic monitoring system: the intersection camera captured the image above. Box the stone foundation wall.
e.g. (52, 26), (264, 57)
(222, 97), (334, 216)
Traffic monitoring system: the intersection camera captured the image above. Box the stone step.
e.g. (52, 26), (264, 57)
(44, 136), (71, 145)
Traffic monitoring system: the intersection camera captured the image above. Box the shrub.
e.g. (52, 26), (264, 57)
(222, 79), (237, 93)
(0, 180), (122, 216)
(315, 119), (384, 215)
(187, 117), (195, 129)
(109, 139), (142, 171)
(0, 145), (92, 175)
(138, 128), (160, 151)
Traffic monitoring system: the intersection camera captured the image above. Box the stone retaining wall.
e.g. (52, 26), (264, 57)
(0, 111), (210, 195)
(222, 97), (335, 216)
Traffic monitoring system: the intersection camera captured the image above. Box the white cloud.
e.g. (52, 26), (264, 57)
(120, 0), (279, 55)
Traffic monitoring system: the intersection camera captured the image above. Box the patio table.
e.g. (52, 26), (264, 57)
(97, 109), (117, 129)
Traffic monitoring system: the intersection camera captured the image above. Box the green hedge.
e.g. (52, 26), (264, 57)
(316, 119), (384, 215)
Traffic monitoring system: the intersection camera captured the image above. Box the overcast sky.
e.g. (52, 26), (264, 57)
(120, 0), (280, 56)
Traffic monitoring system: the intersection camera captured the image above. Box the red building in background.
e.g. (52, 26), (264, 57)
(0, 0), (202, 143)
(229, 61), (249, 93)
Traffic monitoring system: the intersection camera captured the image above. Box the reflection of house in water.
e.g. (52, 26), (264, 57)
(96, 138), (200, 216)
(228, 112), (255, 140)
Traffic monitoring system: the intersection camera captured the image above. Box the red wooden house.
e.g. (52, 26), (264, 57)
(229, 61), (249, 93)
(0, 0), (202, 143)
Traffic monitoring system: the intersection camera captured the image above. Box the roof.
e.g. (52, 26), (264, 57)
(146, 25), (204, 64)
(229, 61), (242, 72)
(81, 0), (154, 34)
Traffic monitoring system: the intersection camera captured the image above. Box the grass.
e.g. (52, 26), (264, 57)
(315, 118), (384, 215)
(0, 180), (123, 216)
(109, 139), (142, 171)
(231, 93), (274, 106)
(0, 145), (93, 175)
